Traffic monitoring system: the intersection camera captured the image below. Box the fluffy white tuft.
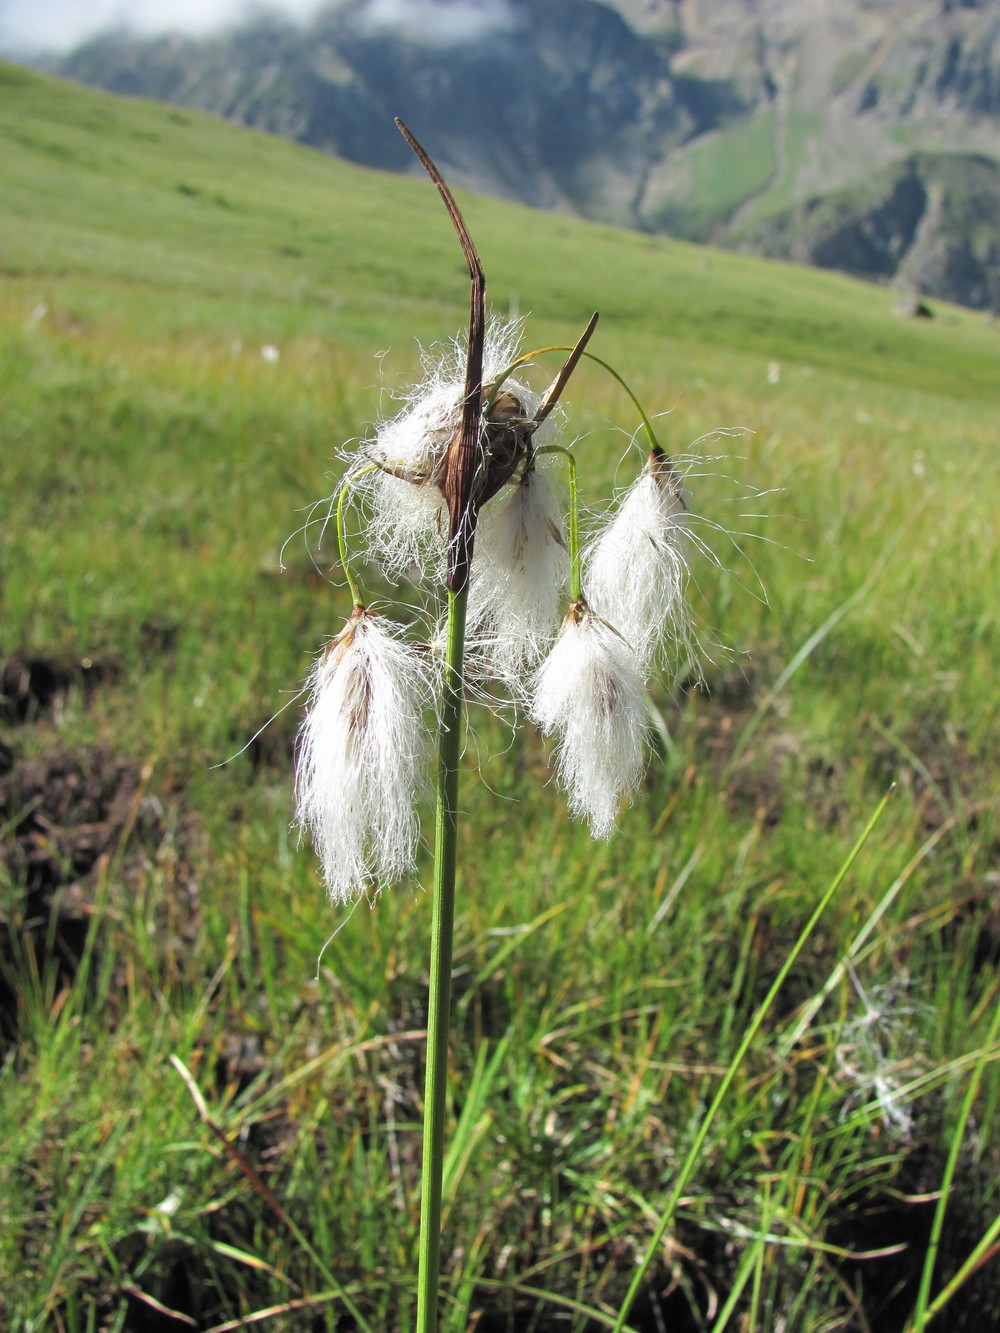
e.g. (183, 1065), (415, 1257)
(531, 603), (647, 839)
(468, 466), (569, 684)
(370, 377), (459, 482)
(359, 467), (449, 583)
(585, 462), (692, 676)
(295, 609), (431, 902)
(355, 319), (530, 580)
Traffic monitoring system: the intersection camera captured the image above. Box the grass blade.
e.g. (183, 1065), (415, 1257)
(611, 787), (894, 1332)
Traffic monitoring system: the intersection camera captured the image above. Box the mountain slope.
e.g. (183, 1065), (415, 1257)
(738, 152), (1000, 313)
(52, 1), (690, 223)
(3, 56), (997, 416)
(47, 0), (1000, 310)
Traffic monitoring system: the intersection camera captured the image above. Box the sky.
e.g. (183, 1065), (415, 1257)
(0, 0), (330, 54)
(0, 0), (515, 54)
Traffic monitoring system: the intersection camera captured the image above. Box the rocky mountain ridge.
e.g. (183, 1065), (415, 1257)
(47, 0), (1000, 311)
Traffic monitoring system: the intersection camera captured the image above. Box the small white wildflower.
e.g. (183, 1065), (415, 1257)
(295, 607), (430, 902)
(586, 450), (692, 676)
(468, 465), (569, 683)
(531, 601), (647, 839)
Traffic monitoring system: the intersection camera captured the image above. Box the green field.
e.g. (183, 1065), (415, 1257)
(1, 61), (998, 1331)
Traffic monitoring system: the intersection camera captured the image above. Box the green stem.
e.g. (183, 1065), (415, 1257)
(336, 468), (377, 608)
(416, 583), (469, 1333)
(536, 445), (581, 600)
(577, 351), (662, 457)
(487, 347), (663, 458)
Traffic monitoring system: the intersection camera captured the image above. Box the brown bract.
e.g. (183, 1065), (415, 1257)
(394, 118), (597, 592)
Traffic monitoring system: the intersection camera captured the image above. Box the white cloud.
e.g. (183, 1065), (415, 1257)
(353, 0), (515, 46)
(0, 0), (518, 55)
(0, 0), (330, 54)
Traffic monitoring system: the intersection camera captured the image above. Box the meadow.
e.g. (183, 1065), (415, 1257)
(1, 60), (998, 1331)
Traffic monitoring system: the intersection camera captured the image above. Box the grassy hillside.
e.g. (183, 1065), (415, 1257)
(45, 0), (1000, 314)
(1, 62), (998, 1331)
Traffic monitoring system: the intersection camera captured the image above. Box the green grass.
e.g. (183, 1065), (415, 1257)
(642, 110), (777, 237)
(1, 61), (999, 1331)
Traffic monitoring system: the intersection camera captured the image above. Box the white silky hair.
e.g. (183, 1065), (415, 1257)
(295, 611), (431, 902)
(585, 466), (693, 679)
(359, 467), (449, 583)
(355, 318), (531, 581)
(467, 465), (569, 687)
(531, 606), (647, 839)
(370, 376), (460, 479)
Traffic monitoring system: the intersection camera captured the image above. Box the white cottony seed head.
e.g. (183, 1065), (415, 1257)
(358, 466), (449, 584)
(531, 602), (647, 839)
(586, 459), (691, 676)
(468, 465), (569, 684)
(356, 319), (528, 580)
(370, 376), (460, 484)
(295, 608), (431, 902)
(296, 296), (734, 874)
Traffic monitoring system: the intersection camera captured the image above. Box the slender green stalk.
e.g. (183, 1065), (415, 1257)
(488, 345), (665, 459)
(416, 584), (469, 1333)
(919, 1209), (1000, 1327)
(335, 470), (373, 608)
(536, 444), (581, 599)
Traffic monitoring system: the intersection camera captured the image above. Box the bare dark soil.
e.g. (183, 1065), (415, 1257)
(0, 650), (199, 1042)
(1, 650), (118, 725)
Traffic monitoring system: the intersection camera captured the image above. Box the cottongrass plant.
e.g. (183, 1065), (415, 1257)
(295, 605), (432, 902)
(531, 598), (647, 839)
(586, 445), (693, 675)
(467, 462), (569, 683)
(294, 121), (710, 1332)
(358, 319), (531, 584)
